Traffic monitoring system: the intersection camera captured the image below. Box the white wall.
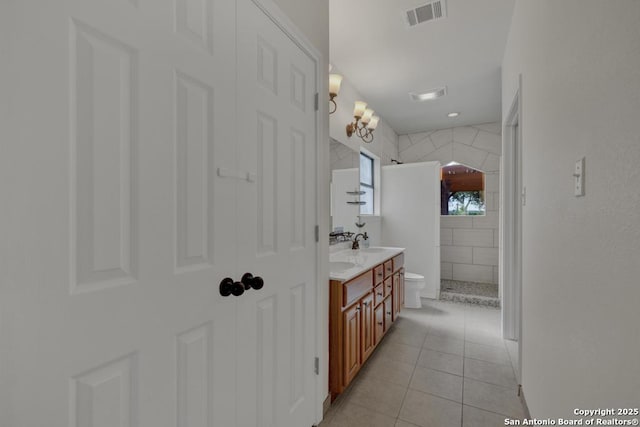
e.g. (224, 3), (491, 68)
(381, 163), (441, 297)
(329, 66), (399, 168)
(399, 124), (501, 284)
(502, 0), (640, 417)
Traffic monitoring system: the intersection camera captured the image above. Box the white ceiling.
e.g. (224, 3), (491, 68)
(330, 0), (515, 135)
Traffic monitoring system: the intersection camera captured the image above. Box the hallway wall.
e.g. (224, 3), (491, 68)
(399, 124), (502, 285)
(502, 0), (640, 417)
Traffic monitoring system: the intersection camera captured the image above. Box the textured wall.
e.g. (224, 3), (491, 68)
(503, 0), (640, 416)
(398, 123), (502, 284)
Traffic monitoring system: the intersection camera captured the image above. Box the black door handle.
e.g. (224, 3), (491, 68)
(221, 274), (264, 297)
(241, 273), (264, 290)
(219, 278), (234, 297)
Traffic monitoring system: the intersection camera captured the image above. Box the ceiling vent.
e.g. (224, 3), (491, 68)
(405, 0), (447, 27)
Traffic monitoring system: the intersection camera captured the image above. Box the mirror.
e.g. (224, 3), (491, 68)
(330, 138), (359, 170)
(441, 162), (486, 216)
(330, 138), (361, 235)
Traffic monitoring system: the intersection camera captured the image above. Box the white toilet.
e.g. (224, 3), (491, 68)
(403, 272), (426, 309)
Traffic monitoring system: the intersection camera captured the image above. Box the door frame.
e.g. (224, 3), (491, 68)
(247, 0), (328, 424)
(501, 75), (523, 380)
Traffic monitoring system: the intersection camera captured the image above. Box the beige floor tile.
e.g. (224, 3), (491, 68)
(422, 335), (465, 356)
(345, 376), (408, 418)
(463, 405), (512, 427)
(463, 378), (526, 419)
(409, 366), (463, 402)
(326, 401), (398, 427)
(464, 358), (517, 388)
(428, 324), (465, 340)
(465, 342), (510, 365)
(360, 354), (416, 387)
(399, 389), (462, 427)
(387, 328), (428, 348)
(376, 342), (422, 365)
(464, 328), (505, 348)
(395, 420), (422, 427)
(417, 349), (464, 376)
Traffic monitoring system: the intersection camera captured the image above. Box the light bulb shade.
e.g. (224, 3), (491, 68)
(367, 116), (380, 130)
(329, 74), (343, 95)
(353, 101), (367, 118)
(361, 108), (375, 124)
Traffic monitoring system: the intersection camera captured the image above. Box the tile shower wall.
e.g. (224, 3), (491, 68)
(398, 123), (501, 284)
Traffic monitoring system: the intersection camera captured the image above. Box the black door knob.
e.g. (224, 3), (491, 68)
(219, 278), (234, 297)
(241, 273), (264, 290)
(231, 281), (245, 296)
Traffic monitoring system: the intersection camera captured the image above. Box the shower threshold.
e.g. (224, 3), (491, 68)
(440, 279), (500, 307)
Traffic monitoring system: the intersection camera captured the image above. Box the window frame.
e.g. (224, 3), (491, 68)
(359, 152), (375, 215)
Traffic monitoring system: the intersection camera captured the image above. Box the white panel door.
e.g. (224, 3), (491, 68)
(2, 1), (238, 426)
(236, 1), (318, 426)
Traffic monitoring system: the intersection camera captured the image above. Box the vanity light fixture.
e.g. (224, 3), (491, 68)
(329, 74), (343, 114)
(345, 101), (380, 143)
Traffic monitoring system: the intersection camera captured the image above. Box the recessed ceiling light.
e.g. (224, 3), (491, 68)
(447, 112), (460, 118)
(409, 87), (447, 101)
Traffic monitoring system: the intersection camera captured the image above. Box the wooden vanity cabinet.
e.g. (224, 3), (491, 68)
(343, 303), (361, 385)
(360, 292), (375, 363)
(374, 304), (384, 345)
(329, 251), (405, 399)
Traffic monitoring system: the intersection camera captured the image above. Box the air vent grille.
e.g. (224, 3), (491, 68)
(405, 0), (446, 27)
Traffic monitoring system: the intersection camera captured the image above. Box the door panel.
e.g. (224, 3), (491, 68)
(343, 305), (361, 385)
(236, 0), (318, 426)
(3, 0), (238, 425)
(361, 292), (374, 363)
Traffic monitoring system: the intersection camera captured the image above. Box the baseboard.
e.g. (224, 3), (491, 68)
(323, 394), (331, 416)
(519, 384), (532, 419)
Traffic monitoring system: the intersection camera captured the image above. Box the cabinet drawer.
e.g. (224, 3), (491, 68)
(343, 270), (373, 307)
(384, 277), (393, 297)
(383, 260), (393, 278)
(393, 253), (404, 271)
(374, 283), (384, 306)
(374, 265), (384, 284)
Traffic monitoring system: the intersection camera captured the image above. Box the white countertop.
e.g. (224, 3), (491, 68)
(329, 246), (405, 282)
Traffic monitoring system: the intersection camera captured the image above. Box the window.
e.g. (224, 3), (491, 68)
(441, 162), (486, 215)
(359, 152), (374, 215)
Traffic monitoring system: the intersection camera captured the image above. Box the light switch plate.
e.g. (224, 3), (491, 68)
(574, 157), (585, 197)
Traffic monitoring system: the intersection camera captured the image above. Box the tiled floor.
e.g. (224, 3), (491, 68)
(319, 300), (526, 427)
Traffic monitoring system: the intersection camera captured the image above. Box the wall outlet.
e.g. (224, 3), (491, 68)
(574, 157), (585, 197)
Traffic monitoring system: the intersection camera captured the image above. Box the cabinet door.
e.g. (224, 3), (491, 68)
(384, 297), (394, 332)
(374, 304), (385, 345)
(393, 272), (401, 320)
(344, 304), (362, 385)
(400, 268), (405, 310)
(361, 293), (375, 363)
(384, 277), (393, 297)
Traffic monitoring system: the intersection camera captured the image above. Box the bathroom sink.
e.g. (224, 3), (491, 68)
(329, 261), (356, 272)
(359, 247), (386, 253)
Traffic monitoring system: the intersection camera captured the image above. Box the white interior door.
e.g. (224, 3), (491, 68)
(236, 1), (319, 426)
(2, 0), (239, 425)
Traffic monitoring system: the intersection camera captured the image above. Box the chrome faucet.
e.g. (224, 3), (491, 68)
(352, 232), (368, 250)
